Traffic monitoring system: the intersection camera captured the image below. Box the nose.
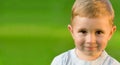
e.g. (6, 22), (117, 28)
(86, 34), (96, 44)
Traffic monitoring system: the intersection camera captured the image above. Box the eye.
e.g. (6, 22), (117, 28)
(96, 30), (103, 35)
(79, 30), (87, 34)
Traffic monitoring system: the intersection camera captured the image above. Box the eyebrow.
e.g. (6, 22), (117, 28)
(78, 28), (105, 31)
(95, 28), (104, 31)
(78, 28), (87, 31)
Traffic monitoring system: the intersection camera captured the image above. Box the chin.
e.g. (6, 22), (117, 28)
(83, 51), (99, 56)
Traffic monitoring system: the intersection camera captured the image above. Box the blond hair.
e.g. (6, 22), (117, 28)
(71, 0), (114, 25)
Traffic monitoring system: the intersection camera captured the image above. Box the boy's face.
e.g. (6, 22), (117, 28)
(68, 16), (116, 56)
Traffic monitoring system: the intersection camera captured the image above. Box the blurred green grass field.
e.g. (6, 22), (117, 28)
(0, 0), (120, 65)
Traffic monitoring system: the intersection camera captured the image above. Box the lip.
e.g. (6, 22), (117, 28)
(85, 47), (97, 50)
(86, 47), (97, 48)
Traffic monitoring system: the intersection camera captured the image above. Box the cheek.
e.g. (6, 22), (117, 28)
(72, 32), (85, 47)
(97, 37), (108, 49)
(74, 36), (84, 46)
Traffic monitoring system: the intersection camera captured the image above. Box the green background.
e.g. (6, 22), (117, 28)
(0, 0), (120, 65)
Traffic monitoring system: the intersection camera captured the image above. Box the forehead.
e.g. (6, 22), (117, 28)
(72, 16), (111, 29)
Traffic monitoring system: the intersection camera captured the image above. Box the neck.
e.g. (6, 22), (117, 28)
(75, 48), (102, 61)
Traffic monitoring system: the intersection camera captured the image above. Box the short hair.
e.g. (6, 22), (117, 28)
(71, 0), (114, 25)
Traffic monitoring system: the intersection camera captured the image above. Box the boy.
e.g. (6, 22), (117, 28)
(51, 0), (120, 65)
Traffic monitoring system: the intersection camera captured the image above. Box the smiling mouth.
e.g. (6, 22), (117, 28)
(85, 47), (97, 50)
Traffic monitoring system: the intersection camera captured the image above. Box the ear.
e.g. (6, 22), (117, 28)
(68, 24), (73, 34)
(108, 26), (116, 40)
(112, 26), (116, 32)
(68, 24), (75, 39)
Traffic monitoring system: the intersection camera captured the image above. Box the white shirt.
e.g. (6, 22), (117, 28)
(51, 49), (120, 65)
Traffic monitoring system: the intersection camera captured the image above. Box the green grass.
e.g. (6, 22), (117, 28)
(0, 25), (74, 65)
(106, 31), (120, 61)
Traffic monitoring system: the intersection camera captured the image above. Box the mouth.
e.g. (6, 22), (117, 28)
(85, 46), (97, 50)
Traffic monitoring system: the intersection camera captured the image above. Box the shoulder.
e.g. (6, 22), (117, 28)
(104, 54), (120, 65)
(51, 49), (74, 65)
(108, 56), (120, 65)
(100, 51), (120, 65)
